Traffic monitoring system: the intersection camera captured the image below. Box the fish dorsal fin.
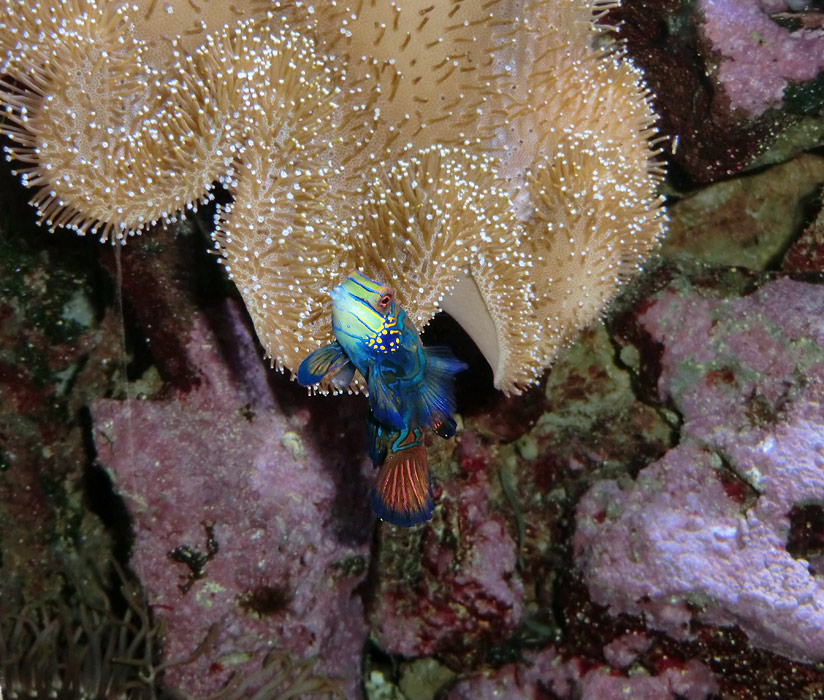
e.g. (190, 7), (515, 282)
(414, 346), (467, 435)
(296, 341), (352, 387)
(367, 364), (405, 430)
(369, 427), (433, 527)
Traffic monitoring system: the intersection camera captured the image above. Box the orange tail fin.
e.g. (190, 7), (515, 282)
(369, 431), (433, 527)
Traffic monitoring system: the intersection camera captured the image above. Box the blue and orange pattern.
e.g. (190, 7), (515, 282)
(298, 271), (465, 526)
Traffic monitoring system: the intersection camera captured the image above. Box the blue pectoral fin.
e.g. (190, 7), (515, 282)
(367, 365), (405, 430)
(296, 341), (352, 387)
(415, 346), (467, 436)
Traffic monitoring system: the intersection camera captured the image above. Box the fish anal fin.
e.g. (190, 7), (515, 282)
(369, 437), (432, 527)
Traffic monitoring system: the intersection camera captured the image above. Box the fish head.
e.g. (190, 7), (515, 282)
(331, 271), (402, 359)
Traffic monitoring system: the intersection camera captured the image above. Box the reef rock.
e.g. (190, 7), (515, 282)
(445, 647), (719, 700)
(368, 435), (524, 669)
(91, 300), (371, 696)
(575, 278), (824, 662)
(701, 0), (824, 117)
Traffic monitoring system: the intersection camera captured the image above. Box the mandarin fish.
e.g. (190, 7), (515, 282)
(297, 271), (466, 526)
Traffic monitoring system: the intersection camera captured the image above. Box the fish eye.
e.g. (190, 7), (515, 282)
(379, 294), (392, 308)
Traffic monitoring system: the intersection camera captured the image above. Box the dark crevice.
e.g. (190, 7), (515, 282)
(79, 405), (135, 566)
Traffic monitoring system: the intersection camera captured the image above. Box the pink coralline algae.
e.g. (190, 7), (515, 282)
(445, 648), (719, 700)
(701, 0), (824, 116)
(91, 300), (371, 696)
(575, 278), (824, 662)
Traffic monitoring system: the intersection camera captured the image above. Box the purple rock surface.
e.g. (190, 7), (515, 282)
(91, 300), (371, 696)
(701, 0), (824, 116)
(445, 648), (719, 700)
(603, 632), (653, 668)
(575, 278), (824, 662)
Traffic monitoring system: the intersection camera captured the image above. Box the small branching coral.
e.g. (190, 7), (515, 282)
(0, 0), (665, 392)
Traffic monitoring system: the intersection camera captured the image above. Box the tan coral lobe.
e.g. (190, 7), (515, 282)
(0, 0), (267, 239)
(211, 23), (346, 373)
(0, 0), (666, 393)
(313, 0), (494, 172)
(346, 146), (539, 392)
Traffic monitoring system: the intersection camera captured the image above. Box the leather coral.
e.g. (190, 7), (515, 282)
(0, 0), (665, 392)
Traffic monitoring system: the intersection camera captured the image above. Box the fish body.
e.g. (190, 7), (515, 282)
(298, 271), (465, 526)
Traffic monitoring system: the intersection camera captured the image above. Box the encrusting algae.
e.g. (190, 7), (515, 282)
(0, 0), (666, 392)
